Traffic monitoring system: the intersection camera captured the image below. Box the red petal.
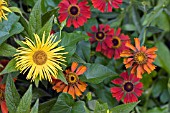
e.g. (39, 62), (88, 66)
(96, 42), (102, 52)
(120, 72), (129, 80)
(134, 88), (143, 97)
(1, 101), (8, 113)
(110, 87), (123, 93)
(112, 78), (124, 84)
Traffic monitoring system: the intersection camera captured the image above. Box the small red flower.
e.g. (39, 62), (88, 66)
(91, 0), (122, 12)
(58, 0), (91, 28)
(50, 30), (55, 35)
(110, 72), (143, 103)
(102, 28), (130, 59)
(87, 24), (114, 52)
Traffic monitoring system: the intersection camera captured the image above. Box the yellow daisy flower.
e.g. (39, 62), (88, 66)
(0, 0), (11, 22)
(14, 32), (68, 82)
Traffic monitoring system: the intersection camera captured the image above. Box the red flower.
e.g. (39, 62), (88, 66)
(52, 62), (87, 99)
(87, 24), (114, 52)
(110, 72), (143, 103)
(58, 0), (91, 28)
(91, 0), (122, 12)
(50, 30), (55, 35)
(102, 28), (130, 59)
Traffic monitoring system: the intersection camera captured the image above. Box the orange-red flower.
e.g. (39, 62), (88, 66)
(120, 38), (158, 78)
(52, 62), (87, 99)
(0, 60), (9, 113)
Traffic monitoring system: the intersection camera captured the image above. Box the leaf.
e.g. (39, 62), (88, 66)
(122, 24), (136, 31)
(155, 42), (170, 74)
(16, 85), (32, 113)
(38, 98), (56, 113)
(5, 75), (20, 113)
(132, 6), (142, 32)
(50, 93), (86, 113)
(0, 43), (16, 57)
(9, 7), (22, 15)
(71, 53), (86, 64)
(38, 15), (54, 39)
(82, 63), (117, 84)
(110, 101), (140, 113)
(30, 99), (39, 113)
(76, 41), (91, 62)
(0, 59), (18, 75)
(94, 101), (108, 113)
(0, 13), (24, 45)
(58, 70), (68, 85)
(147, 26), (164, 33)
(28, 0), (42, 39)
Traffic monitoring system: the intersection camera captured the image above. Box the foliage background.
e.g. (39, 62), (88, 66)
(0, 0), (170, 113)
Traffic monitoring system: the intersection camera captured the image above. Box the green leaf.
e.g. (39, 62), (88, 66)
(122, 24), (136, 31)
(0, 43), (16, 57)
(110, 101), (140, 113)
(76, 41), (91, 62)
(83, 18), (98, 32)
(50, 93), (86, 113)
(16, 85), (32, 113)
(155, 42), (170, 74)
(28, 0), (42, 38)
(30, 99), (39, 113)
(94, 101), (108, 113)
(82, 63), (117, 84)
(9, 7), (22, 15)
(71, 53), (86, 64)
(5, 75), (20, 113)
(38, 15), (54, 39)
(38, 98), (56, 113)
(60, 32), (86, 63)
(58, 70), (68, 84)
(0, 59), (18, 75)
(147, 26), (164, 33)
(0, 13), (24, 45)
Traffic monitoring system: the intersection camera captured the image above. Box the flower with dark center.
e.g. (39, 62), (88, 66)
(87, 24), (114, 52)
(102, 28), (130, 59)
(110, 72), (143, 103)
(58, 0), (91, 28)
(52, 62), (87, 99)
(91, 0), (122, 12)
(0, 0), (11, 22)
(120, 38), (157, 78)
(14, 32), (68, 82)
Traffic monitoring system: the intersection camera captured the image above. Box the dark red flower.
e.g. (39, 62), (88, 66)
(110, 72), (143, 103)
(91, 0), (122, 12)
(102, 28), (130, 59)
(58, 0), (91, 28)
(87, 24), (114, 52)
(50, 30), (55, 35)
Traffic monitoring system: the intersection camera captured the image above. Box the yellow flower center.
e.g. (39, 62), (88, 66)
(95, 32), (106, 41)
(134, 52), (147, 64)
(67, 73), (78, 84)
(68, 5), (80, 17)
(112, 36), (121, 48)
(33, 50), (47, 65)
(123, 82), (134, 92)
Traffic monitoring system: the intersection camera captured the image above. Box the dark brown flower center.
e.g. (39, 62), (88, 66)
(134, 52), (147, 64)
(68, 5), (80, 17)
(112, 36), (121, 48)
(95, 32), (105, 41)
(67, 73), (78, 84)
(33, 50), (47, 65)
(123, 82), (134, 92)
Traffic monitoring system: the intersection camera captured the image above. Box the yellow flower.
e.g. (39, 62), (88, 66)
(14, 33), (68, 82)
(0, 0), (11, 22)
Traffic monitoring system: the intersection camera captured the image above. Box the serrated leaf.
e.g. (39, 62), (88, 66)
(0, 43), (16, 57)
(30, 99), (39, 113)
(28, 0), (42, 39)
(110, 101), (140, 113)
(0, 59), (17, 75)
(82, 63), (117, 84)
(5, 75), (20, 113)
(16, 85), (32, 113)
(38, 98), (56, 113)
(38, 15), (54, 40)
